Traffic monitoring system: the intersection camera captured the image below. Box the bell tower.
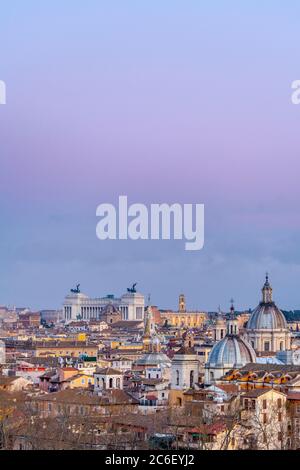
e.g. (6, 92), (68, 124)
(142, 306), (152, 352)
(226, 299), (239, 336)
(179, 294), (186, 313)
(214, 306), (226, 341)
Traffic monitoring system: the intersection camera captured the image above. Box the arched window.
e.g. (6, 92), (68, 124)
(280, 341), (284, 351)
(109, 378), (113, 388)
(116, 378), (120, 389)
(210, 371), (214, 381)
(190, 370), (194, 388)
(176, 370), (180, 386)
(102, 378), (105, 389)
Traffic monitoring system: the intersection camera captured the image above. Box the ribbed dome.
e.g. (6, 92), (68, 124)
(207, 335), (256, 367)
(247, 303), (287, 330)
(246, 275), (287, 330)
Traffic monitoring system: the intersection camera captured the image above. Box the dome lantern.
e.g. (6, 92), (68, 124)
(262, 272), (273, 303)
(226, 299), (239, 336)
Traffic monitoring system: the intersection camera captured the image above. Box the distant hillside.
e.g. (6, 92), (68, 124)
(282, 310), (300, 322)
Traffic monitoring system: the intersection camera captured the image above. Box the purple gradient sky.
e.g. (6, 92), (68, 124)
(0, 1), (300, 311)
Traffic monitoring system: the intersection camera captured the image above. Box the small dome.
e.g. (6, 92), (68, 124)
(102, 304), (120, 315)
(207, 336), (256, 367)
(136, 352), (171, 367)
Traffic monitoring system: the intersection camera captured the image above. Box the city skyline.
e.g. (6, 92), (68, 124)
(0, 273), (298, 314)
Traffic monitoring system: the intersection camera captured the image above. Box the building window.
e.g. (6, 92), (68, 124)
(264, 342), (270, 352)
(278, 412), (282, 422)
(190, 370), (194, 388)
(263, 413), (267, 424)
(176, 370), (180, 386)
(136, 307), (143, 320)
(278, 432), (282, 442)
(280, 342), (284, 351)
(109, 378), (113, 388)
(263, 399), (267, 410)
(277, 398), (282, 409)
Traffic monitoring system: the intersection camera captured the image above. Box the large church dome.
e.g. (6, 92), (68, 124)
(246, 275), (287, 330)
(207, 335), (256, 367)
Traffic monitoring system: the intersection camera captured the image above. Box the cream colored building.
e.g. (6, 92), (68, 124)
(160, 294), (207, 328)
(236, 388), (288, 450)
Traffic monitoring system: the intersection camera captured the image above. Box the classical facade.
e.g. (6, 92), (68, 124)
(243, 275), (291, 354)
(63, 286), (144, 324)
(160, 294), (207, 328)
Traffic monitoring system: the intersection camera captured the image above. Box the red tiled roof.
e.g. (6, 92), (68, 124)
(287, 392), (300, 400)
